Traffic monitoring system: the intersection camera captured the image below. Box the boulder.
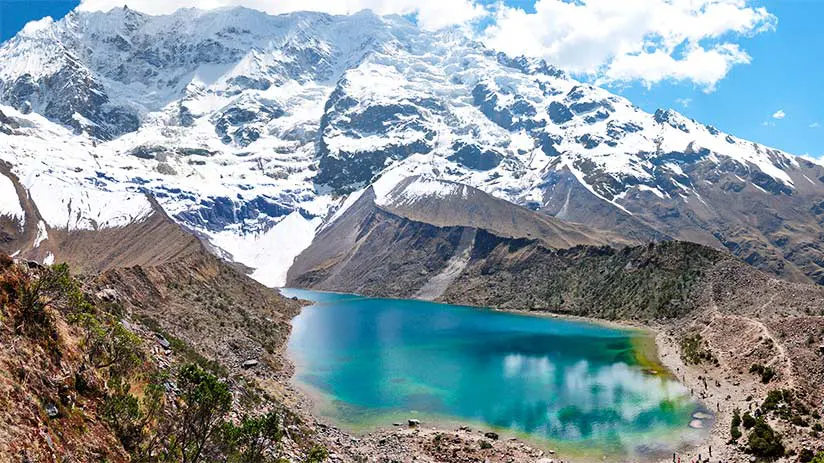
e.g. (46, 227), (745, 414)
(242, 359), (259, 369)
(484, 431), (499, 440)
(408, 419), (420, 427)
(155, 333), (171, 350)
(44, 403), (59, 418)
(96, 288), (118, 301)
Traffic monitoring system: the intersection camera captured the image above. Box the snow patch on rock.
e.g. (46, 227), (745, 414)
(0, 172), (24, 226)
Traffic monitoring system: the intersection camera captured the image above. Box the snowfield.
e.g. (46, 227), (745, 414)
(0, 6), (819, 285)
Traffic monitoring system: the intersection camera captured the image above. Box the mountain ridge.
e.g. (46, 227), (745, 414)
(1, 6), (823, 285)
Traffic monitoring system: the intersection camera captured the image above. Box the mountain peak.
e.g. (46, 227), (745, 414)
(1, 7), (823, 286)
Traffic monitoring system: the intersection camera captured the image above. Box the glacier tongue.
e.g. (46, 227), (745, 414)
(207, 210), (321, 288)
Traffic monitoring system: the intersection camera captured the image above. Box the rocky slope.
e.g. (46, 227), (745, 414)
(1, 7), (823, 286)
(0, 249), (327, 462)
(288, 176), (628, 297)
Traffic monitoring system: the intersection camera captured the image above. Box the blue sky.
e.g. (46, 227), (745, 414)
(0, 0), (821, 157)
(615, 1), (824, 158)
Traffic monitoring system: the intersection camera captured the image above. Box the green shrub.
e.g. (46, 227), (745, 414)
(305, 445), (328, 463)
(680, 334), (715, 365)
(747, 418), (785, 459)
(762, 389), (792, 413)
(750, 364), (776, 383)
(742, 412), (756, 429)
(731, 409), (742, 441)
(102, 382), (143, 451)
(221, 411), (284, 463)
(163, 364), (233, 463)
(792, 416), (810, 427)
(798, 448), (815, 463)
(732, 409), (742, 427)
(75, 313), (143, 381)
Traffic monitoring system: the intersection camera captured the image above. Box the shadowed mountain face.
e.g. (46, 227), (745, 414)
(1, 7), (823, 285)
(288, 177), (631, 298)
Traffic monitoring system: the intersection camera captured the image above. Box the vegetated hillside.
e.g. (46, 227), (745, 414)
(2, 7), (824, 286)
(441, 235), (727, 319)
(289, 179), (720, 312)
(94, 244), (302, 378)
(0, 249), (332, 462)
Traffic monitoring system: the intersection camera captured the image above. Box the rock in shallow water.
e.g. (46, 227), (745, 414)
(688, 419), (704, 429)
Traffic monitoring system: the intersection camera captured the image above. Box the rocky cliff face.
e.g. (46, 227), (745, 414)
(1, 7), (823, 285)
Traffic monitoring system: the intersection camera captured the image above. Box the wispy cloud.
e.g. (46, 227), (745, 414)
(772, 109), (786, 119)
(810, 122), (821, 128)
(676, 98), (692, 108)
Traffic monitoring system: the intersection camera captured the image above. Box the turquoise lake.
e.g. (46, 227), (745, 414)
(283, 289), (708, 460)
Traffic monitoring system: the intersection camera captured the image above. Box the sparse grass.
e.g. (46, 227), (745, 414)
(680, 333), (717, 365)
(135, 314), (227, 377)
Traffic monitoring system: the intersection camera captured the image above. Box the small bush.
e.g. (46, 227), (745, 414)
(305, 446), (328, 463)
(480, 440), (493, 449)
(798, 448), (815, 463)
(159, 364), (232, 463)
(102, 382), (143, 451)
(731, 409), (742, 441)
(762, 389), (792, 413)
(221, 411), (284, 463)
(680, 334), (715, 365)
(750, 364), (776, 384)
(791, 416), (810, 427)
(747, 418), (785, 459)
(743, 412), (756, 429)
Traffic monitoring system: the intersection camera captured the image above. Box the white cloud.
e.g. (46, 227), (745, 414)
(772, 109), (786, 119)
(810, 122), (821, 128)
(676, 97), (692, 108)
(76, 0), (486, 30)
(75, 0), (774, 89)
(482, 0), (775, 91)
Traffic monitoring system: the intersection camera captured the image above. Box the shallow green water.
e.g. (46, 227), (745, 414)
(283, 289), (708, 459)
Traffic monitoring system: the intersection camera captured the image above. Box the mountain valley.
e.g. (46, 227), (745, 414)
(1, 5), (823, 463)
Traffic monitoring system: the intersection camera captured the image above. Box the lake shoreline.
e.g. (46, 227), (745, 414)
(277, 288), (724, 463)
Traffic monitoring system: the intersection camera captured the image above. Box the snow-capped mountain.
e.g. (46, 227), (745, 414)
(1, 6), (823, 285)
